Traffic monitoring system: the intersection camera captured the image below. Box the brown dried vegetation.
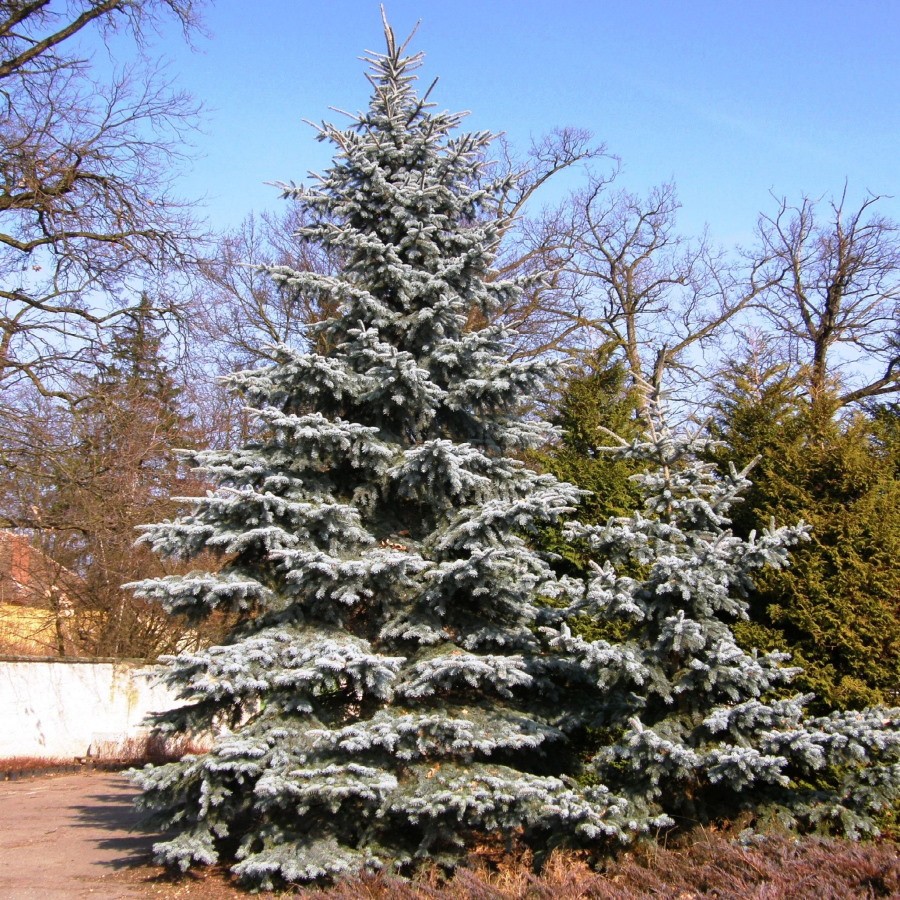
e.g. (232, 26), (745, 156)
(118, 833), (900, 899)
(1, 732), (206, 779)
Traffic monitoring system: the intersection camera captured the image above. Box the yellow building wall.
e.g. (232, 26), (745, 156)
(0, 604), (63, 656)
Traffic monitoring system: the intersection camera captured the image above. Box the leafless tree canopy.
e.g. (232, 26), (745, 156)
(464, 127), (606, 360)
(553, 168), (784, 409)
(0, 0), (205, 402)
(195, 204), (339, 370)
(755, 190), (900, 407)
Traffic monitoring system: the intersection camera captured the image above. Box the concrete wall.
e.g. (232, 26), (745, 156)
(0, 658), (178, 759)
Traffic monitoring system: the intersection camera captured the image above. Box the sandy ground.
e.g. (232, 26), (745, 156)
(0, 771), (158, 899)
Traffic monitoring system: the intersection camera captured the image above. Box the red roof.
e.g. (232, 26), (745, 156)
(0, 532), (79, 608)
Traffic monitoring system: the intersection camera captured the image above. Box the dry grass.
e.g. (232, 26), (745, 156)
(119, 832), (900, 899)
(1, 754), (79, 776)
(93, 732), (209, 765)
(1, 732), (205, 778)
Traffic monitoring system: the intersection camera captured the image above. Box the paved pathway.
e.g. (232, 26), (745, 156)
(0, 771), (155, 899)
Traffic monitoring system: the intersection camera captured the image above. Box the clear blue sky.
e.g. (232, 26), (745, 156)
(132, 1), (900, 248)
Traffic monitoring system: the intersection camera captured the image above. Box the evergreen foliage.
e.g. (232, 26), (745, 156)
(129, 23), (636, 887)
(561, 396), (900, 835)
(127, 23), (900, 886)
(710, 356), (900, 710)
(531, 348), (646, 644)
(534, 347), (645, 552)
(93, 294), (189, 441)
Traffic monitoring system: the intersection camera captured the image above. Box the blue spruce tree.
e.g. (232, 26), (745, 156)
(129, 20), (636, 887)
(560, 395), (900, 836)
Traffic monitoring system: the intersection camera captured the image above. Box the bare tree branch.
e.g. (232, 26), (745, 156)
(561, 172), (779, 408)
(0, 1), (207, 401)
(754, 190), (900, 408)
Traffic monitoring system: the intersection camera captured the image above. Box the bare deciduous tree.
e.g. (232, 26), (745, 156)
(755, 190), (900, 408)
(0, 310), (219, 658)
(195, 204), (339, 369)
(0, 0), (205, 403)
(480, 127), (606, 360)
(562, 170), (776, 409)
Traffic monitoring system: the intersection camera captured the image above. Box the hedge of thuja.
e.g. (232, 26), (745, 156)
(709, 369), (900, 712)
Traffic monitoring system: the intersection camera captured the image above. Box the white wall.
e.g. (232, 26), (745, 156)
(0, 659), (178, 759)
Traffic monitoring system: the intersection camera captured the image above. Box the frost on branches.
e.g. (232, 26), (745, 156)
(128, 21), (632, 888)
(560, 396), (900, 837)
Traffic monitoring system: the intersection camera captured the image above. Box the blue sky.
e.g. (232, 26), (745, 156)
(126, 1), (899, 249)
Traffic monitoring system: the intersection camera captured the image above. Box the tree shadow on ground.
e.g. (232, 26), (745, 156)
(69, 779), (158, 870)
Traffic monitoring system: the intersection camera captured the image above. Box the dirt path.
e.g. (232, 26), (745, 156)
(0, 771), (158, 899)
